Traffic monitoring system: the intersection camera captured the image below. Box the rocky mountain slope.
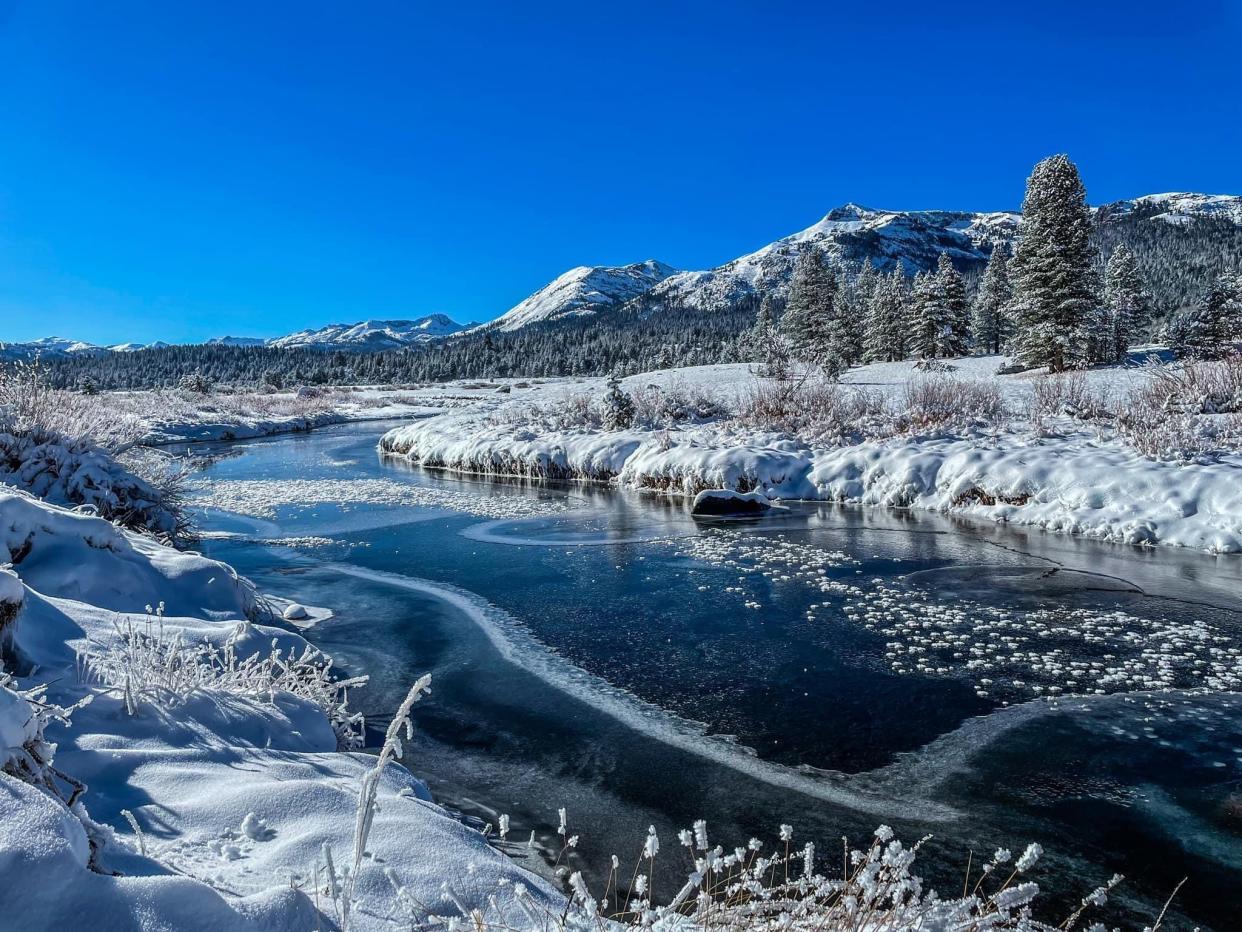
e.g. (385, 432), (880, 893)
(480, 259), (678, 332)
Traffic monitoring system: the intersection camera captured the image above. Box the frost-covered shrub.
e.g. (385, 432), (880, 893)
(390, 818), (1127, 932)
(739, 378), (885, 441)
(1116, 359), (1242, 461)
(898, 376), (1008, 434)
(0, 675), (101, 865)
(1027, 372), (1113, 428)
(629, 381), (729, 428)
(0, 363), (186, 541)
(80, 612), (368, 749)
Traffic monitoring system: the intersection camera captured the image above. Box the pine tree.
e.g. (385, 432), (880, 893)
(971, 246), (1012, 355)
(603, 372), (635, 428)
(747, 296), (791, 379)
(833, 265), (870, 365)
(1010, 154), (1100, 371)
(780, 246), (845, 377)
(909, 270), (947, 359)
(935, 253), (971, 356)
(863, 266), (909, 363)
(1103, 245), (1150, 363)
(1164, 275), (1240, 360)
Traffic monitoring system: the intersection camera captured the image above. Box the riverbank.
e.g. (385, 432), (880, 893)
(0, 489), (560, 929)
(380, 358), (1242, 554)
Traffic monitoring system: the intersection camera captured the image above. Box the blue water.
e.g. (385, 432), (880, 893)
(194, 421), (1242, 930)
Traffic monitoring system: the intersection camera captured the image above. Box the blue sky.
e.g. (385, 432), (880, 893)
(1, 1), (1239, 345)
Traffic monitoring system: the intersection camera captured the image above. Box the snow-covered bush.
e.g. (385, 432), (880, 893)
(1116, 357), (1242, 461)
(80, 611), (368, 748)
(739, 378), (885, 441)
(384, 817), (1127, 931)
(1027, 372), (1113, 428)
(898, 375), (1008, 434)
(0, 362), (188, 541)
(0, 675), (100, 865)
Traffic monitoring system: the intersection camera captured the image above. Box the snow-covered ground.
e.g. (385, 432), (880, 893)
(0, 490), (560, 929)
(380, 356), (1242, 554)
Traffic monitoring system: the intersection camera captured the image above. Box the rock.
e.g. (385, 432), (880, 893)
(282, 603), (310, 621)
(691, 489), (772, 517)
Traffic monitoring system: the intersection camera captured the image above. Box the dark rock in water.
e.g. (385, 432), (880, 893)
(691, 489), (772, 517)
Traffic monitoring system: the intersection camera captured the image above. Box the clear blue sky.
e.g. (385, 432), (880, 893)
(1, 1), (1239, 345)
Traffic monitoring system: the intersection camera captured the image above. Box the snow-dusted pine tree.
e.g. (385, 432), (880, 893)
(935, 253), (971, 357)
(908, 270), (947, 359)
(833, 264), (871, 366)
(1009, 154), (1099, 371)
(1103, 245), (1150, 363)
(971, 246), (1012, 355)
(1164, 274), (1240, 360)
(747, 296), (792, 379)
(780, 247), (846, 377)
(602, 372), (635, 428)
(864, 267), (909, 363)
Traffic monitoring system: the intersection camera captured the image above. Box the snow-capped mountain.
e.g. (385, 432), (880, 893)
(0, 336), (111, 361)
(482, 260), (678, 332)
(644, 205), (1020, 314)
(109, 341), (170, 352)
(1095, 192), (1242, 226)
(207, 335), (268, 348)
(267, 315), (466, 350)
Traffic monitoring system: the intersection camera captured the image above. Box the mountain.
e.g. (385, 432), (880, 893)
(109, 341), (170, 352)
(643, 205), (1019, 315)
(207, 336), (267, 348)
(0, 336), (110, 361)
(1096, 192), (1242, 226)
(481, 260), (678, 332)
(267, 315), (465, 350)
(495, 193), (1241, 326)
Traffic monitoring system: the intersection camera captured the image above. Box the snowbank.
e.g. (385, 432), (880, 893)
(380, 361), (1242, 554)
(0, 490), (562, 929)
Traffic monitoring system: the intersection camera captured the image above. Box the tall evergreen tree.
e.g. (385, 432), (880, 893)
(971, 246), (1012, 355)
(935, 253), (971, 356)
(909, 270), (947, 359)
(833, 264), (871, 365)
(780, 247), (845, 376)
(1103, 245), (1150, 363)
(1010, 154), (1099, 371)
(864, 266), (909, 362)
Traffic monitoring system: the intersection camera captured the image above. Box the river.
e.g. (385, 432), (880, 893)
(191, 420), (1242, 930)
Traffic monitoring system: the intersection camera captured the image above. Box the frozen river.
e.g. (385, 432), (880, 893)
(192, 420), (1242, 930)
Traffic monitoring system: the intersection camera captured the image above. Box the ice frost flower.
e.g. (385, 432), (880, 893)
(693, 819), (709, 851)
(643, 825), (660, 859)
(498, 814), (509, 840)
(779, 824), (793, 843)
(678, 829), (693, 848)
(1015, 842), (1043, 872)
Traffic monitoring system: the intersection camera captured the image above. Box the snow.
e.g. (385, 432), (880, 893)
(380, 358), (1242, 554)
(268, 315), (465, 350)
(0, 489), (562, 929)
(478, 259), (677, 332)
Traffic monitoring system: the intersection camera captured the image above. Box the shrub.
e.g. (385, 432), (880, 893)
(79, 611), (369, 749)
(1027, 372), (1113, 428)
(898, 376), (1008, 434)
(739, 378), (886, 442)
